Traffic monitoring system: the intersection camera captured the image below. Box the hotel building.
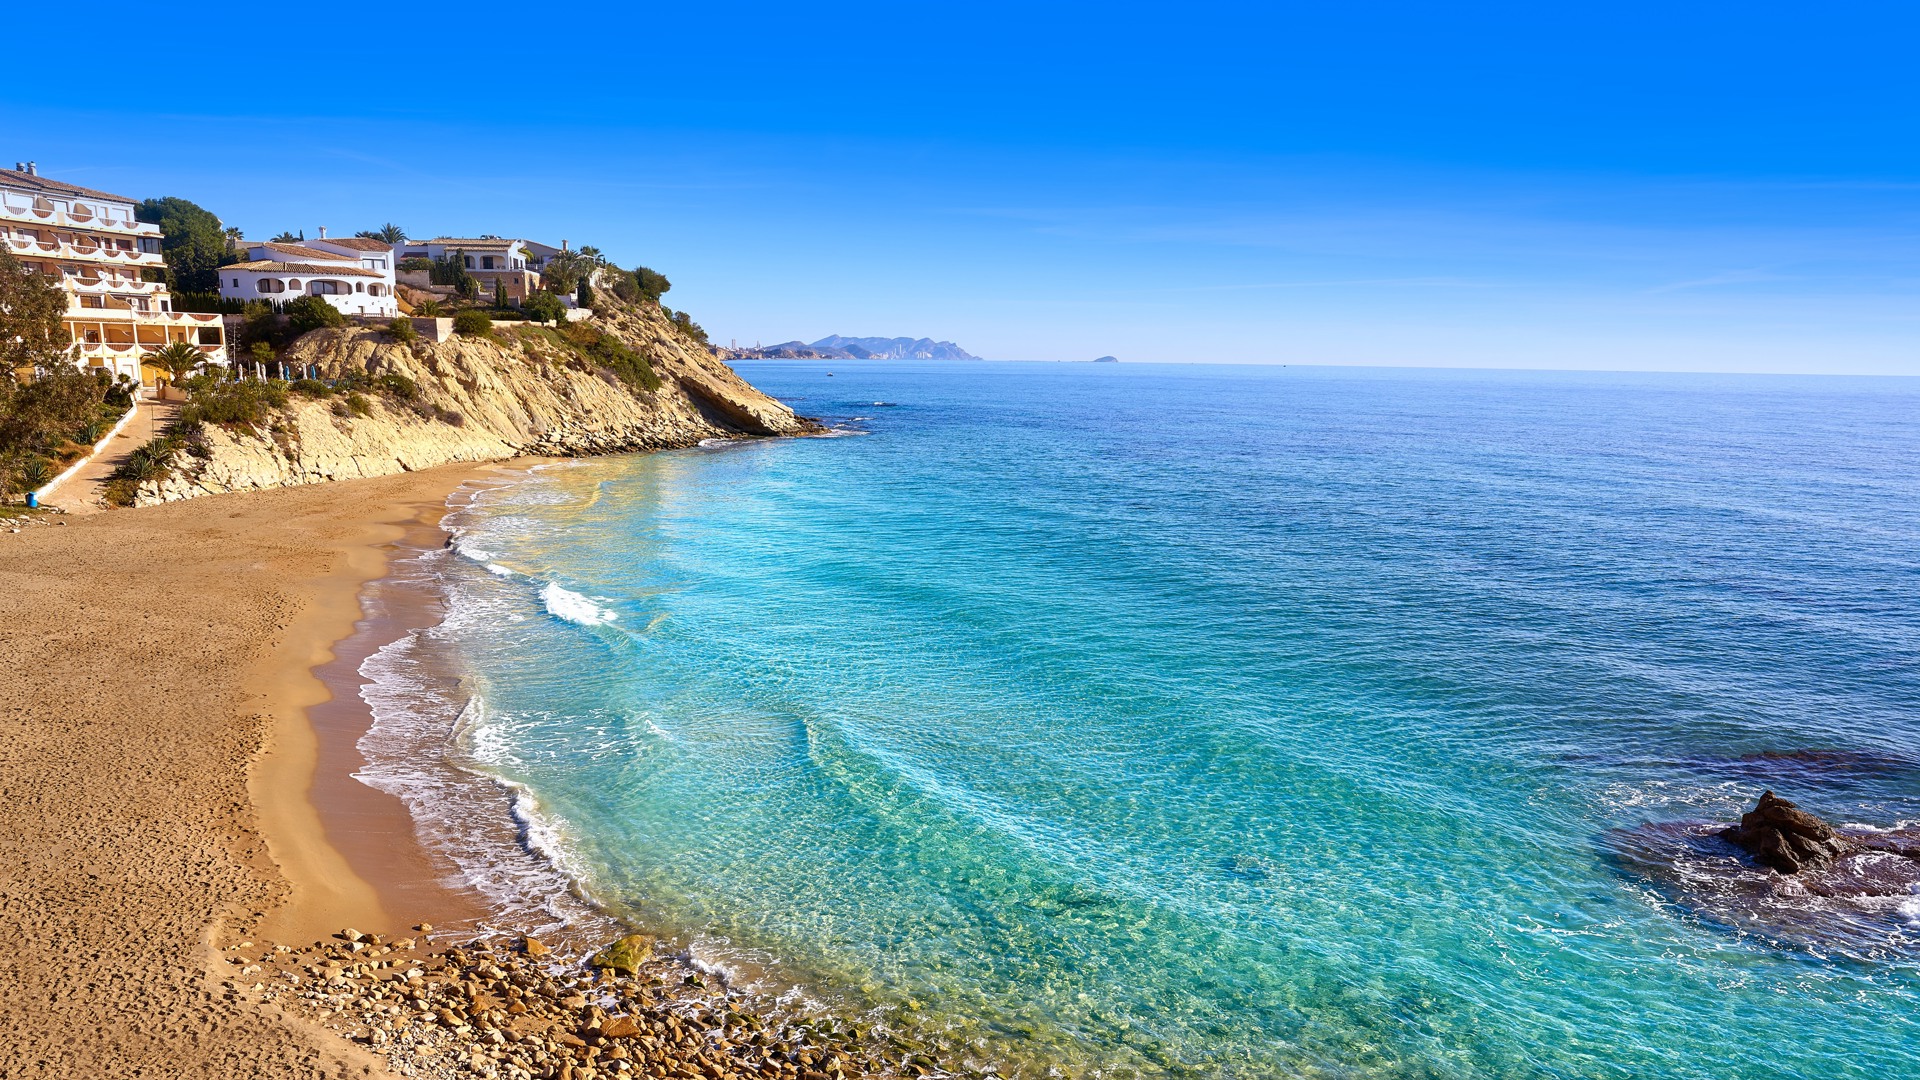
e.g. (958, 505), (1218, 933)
(0, 163), (226, 386)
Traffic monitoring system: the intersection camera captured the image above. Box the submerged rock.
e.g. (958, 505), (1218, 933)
(1609, 791), (1920, 953)
(1720, 790), (1857, 873)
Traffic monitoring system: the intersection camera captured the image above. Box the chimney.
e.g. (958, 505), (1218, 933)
(12, 163), (21, 172)
(561, 240), (569, 251)
(26, 161), (37, 176)
(318, 226), (328, 238)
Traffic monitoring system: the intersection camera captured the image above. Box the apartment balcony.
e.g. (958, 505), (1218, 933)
(6, 232), (162, 266)
(67, 305), (224, 327)
(67, 274), (165, 296)
(0, 198), (158, 238)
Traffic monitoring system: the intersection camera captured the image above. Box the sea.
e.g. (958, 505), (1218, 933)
(356, 361), (1920, 1079)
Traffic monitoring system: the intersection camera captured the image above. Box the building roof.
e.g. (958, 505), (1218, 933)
(311, 237), (393, 251)
(0, 169), (139, 206)
(425, 237), (519, 251)
(224, 261), (382, 278)
(257, 242), (355, 261)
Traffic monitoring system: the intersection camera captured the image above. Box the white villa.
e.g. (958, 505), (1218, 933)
(0, 163), (227, 386)
(393, 236), (545, 303)
(218, 230), (397, 316)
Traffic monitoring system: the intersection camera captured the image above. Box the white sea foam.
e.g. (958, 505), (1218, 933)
(485, 563), (515, 577)
(542, 582), (618, 626)
(353, 558), (619, 940)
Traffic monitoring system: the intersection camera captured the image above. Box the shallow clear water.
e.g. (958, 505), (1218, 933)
(414, 363), (1920, 1078)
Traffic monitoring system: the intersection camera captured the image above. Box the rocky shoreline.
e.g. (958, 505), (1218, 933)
(222, 925), (980, 1080)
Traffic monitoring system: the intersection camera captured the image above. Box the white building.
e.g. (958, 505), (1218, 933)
(217, 233), (397, 317)
(393, 236), (542, 303)
(0, 163), (227, 386)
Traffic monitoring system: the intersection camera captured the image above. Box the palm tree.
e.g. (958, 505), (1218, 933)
(147, 340), (203, 388)
(356, 223), (407, 244)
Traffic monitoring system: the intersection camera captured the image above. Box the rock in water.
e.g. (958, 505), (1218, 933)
(588, 933), (654, 975)
(1720, 790), (1856, 873)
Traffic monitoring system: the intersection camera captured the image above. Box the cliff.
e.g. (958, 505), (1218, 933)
(138, 299), (814, 505)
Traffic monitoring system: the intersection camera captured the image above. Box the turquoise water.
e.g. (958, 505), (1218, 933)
(411, 363), (1920, 1078)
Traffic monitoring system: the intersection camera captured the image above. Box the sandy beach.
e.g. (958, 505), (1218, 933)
(0, 465), (486, 1077)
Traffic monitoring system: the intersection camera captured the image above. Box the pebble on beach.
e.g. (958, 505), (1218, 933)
(223, 928), (976, 1080)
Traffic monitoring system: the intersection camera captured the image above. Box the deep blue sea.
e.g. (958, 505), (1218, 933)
(365, 362), (1920, 1079)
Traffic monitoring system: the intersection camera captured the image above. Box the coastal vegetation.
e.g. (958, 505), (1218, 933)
(0, 249), (133, 501)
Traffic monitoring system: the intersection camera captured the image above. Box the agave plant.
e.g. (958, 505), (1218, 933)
(20, 457), (53, 490)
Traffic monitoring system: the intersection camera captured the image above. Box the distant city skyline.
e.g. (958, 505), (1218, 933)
(5, 2), (1917, 374)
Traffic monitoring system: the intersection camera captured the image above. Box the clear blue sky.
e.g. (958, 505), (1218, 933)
(6, 3), (1918, 372)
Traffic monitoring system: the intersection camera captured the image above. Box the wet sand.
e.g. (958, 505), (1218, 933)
(0, 464), (488, 1077)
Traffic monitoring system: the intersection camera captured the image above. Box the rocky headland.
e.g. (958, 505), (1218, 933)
(132, 298), (816, 506)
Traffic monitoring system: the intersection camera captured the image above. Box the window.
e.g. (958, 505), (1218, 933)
(257, 278), (286, 294)
(198, 327), (221, 345)
(312, 280), (342, 295)
(354, 282), (364, 293)
(464, 256), (474, 269)
(482, 255), (495, 270)
(287, 279), (302, 291)
(231, 278), (239, 288)
(80, 295), (104, 308)
(138, 237), (161, 254)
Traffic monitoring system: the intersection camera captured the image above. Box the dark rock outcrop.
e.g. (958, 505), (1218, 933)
(1719, 790), (1857, 873)
(1610, 791), (1920, 953)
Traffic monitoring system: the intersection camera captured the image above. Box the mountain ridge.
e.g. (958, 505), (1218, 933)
(731, 335), (980, 361)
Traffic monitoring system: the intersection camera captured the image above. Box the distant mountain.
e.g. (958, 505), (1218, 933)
(1092, 355), (1119, 363)
(733, 336), (980, 361)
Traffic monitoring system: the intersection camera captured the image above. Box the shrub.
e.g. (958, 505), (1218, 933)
(344, 392), (372, 417)
(178, 377), (290, 428)
(249, 340), (275, 366)
(378, 373), (419, 400)
(399, 257), (434, 274)
(559, 322), (659, 393)
(520, 291), (566, 325)
(452, 310), (493, 337)
(289, 378), (332, 397)
(415, 298), (442, 318)
(576, 280), (595, 309)
(170, 292), (250, 315)
(103, 427), (193, 504)
(284, 295), (345, 335)
(493, 281), (510, 310)
(437, 407), (465, 427)
(387, 317), (417, 342)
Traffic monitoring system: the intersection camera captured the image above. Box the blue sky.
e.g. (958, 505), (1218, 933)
(5, 3), (1918, 372)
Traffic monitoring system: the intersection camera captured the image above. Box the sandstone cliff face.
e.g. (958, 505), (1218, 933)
(140, 301), (811, 504)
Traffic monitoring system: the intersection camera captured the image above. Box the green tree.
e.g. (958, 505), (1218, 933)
(268, 230), (305, 243)
(452, 310), (493, 337)
(0, 248), (71, 374)
(135, 197), (240, 294)
(284, 295), (346, 335)
(521, 291), (566, 324)
(633, 266), (670, 303)
(576, 279), (595, 310)
(356, 223), (407, 243)
(494, 280), (510, 310)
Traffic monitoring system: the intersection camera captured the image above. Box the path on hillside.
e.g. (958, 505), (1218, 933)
(43, 397), (178, 516)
